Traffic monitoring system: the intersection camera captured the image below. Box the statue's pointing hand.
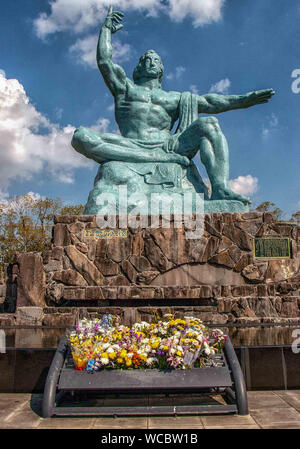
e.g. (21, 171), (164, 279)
(246, 88), (275, 107)
(104, 6), (124, 34)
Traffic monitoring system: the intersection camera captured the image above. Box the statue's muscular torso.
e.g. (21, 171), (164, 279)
(115, 81), (181, 141)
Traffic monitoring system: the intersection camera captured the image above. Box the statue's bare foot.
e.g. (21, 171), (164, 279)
(211, 186), (251, 205)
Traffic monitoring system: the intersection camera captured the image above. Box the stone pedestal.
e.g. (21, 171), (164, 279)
(3, 212), (300, 325)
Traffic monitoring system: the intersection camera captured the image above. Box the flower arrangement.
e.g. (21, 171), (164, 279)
(67, 313), (227, 372)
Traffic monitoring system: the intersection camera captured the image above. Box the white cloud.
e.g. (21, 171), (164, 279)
(209, 78), (231, 94)
(229, 175), (258, 196)
(69, 34), (97, 68)
(261, 126), (269, 139)
(0, 72), (110, 194)
(261, 113), (279, 139)
(107, 103), (115, 111)
(168, 0), (224, 27)
(0, 188), (9, 203)
(0, 69), (6, 77)
(90, 117), (110, 132)
(55, 107), (63, 120)
(27, 191), (42, 201)
(34, 0), (224, 38)
(69, 34), (132, 68)
(190, 84), (199, 94)
(167, 66), (186, 80)
(203, 175), (258, 198)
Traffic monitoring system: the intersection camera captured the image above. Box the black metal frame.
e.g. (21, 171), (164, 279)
(42, 336), (248, 417)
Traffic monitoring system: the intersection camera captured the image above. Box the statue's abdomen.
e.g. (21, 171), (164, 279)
(116, 101), (172, 139)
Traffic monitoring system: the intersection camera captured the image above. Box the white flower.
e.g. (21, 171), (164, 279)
(146, 357), (157, 366)
(101, 358), (109, 365)
(140, 321), (150, 328)
(106, 347), (114, 354)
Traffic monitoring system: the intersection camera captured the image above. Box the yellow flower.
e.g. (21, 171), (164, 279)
(163, 345), (169, 351)
(117, 357), (123, 364)
(151, 341), (159, 349)
(125, 359), (132, 367)
(176, 350), (182, 357)
(120, 349), (127, 358)
(108, 352), (116, 360)
(101, 352), (108, 359)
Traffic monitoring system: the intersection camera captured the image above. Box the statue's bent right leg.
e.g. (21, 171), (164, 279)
(174, 117), (251, 204)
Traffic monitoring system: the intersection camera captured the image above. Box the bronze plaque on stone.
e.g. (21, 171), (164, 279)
(253, 237), (290, 259)
(83, 229), (127, 239)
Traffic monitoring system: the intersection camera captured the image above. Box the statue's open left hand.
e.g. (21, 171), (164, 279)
(246, 89), (275, 107)
(104, 6), (124, 34)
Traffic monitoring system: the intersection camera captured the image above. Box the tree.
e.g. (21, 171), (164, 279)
(60, 204), (85, 215)
(0, 194), (84, 265)
(291, 211), (300, 222)
(255, 201), (276, 212)
(272, 207), (283, 221)
(255, 201), (283, 221)
(33, 197), (63, 239)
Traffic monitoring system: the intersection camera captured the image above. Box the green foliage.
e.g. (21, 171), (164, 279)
(60, 204), (85, 215)
(291, 211), (300, 222)
(255, 201), (276, 212)
(272, 207), (283, 221)
(0, 194), (84, 265)
(255, 202), (283, 221)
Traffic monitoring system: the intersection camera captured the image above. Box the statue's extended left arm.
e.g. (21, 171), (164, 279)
(197, 89), (275, 114)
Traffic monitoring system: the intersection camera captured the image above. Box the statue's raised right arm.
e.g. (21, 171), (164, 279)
(97, 6), (127, 96)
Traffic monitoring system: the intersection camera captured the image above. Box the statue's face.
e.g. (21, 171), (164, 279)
(141, 51), (162, 79)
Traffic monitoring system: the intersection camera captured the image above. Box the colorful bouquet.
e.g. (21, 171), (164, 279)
(67, 314), (227, 372)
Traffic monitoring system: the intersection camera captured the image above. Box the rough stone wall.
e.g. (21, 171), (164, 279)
(0, 263), (17, 313)
(0, 265), (6, 312)
(3, 212), (300, 325)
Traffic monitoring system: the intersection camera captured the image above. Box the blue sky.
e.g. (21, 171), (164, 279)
(0, 0), (299, 218)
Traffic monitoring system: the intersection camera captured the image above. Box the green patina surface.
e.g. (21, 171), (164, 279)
(71, 6), (274, 215)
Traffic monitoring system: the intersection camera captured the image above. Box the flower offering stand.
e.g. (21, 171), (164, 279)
(42, 335), (248, 417)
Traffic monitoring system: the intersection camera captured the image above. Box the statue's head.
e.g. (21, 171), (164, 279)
(133, 50), (164, 85)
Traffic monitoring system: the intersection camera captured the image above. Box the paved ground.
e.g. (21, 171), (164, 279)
(0, 391), (300, 429)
